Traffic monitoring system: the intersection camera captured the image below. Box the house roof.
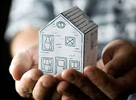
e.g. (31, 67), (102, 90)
(61, 6), (97, 34)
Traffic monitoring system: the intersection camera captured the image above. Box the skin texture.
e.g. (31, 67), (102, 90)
(9, 28), (136, 100)
(58, 40), (136, 100)
(10, 28), (62, 99)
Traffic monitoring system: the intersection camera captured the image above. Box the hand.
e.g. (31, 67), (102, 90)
(97, 40), (136, 77)
(91, 40), (136, 99)
(57, 69), (110, 100)
(9, 44), (62, 100)
(57, 40), (136, 100)
(84, 65), (136, 100)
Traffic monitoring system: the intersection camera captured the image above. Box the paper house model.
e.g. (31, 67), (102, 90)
(39, 6), (98, 75)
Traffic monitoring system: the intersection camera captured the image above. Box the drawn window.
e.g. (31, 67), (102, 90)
(69, 60), (80, 70)
(56, 21), (66, 29)
(58, 60), (65, 67)
(65, 36), (76, 47)
(42, 35), (54, 51)
(41, 57), (53, 73)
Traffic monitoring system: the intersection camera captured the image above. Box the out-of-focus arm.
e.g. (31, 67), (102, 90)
(5, 0), (54, 56)
(10, 28), (38, 56)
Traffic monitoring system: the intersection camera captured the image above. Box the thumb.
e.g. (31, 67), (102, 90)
(101, 40), (136, 77)
(103, 55), (126, 77)
(9, 51), (32, 80)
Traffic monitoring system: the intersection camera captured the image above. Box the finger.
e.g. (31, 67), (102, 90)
(50, 73), (63, 100)
(112, 66), (136, 99)
(97, 59), (104, 70)
(61, 69), (107, 99)
(102, 40), (136, 77)
(84, 66), (119, 99)
(117, 66), (136, 92)
(9, 51), (33, 80)
(103, 56), (126, 76)
(55, 73), (63, 81)
(15, 69), (43, 98)
(32, 74), (57, 100)
(62, 95), (72, 100)
(52, 90), (62, 100)
(57, 81), (91, 100)
(104, 50), (136, 77)
(51, 73), (62, 100)
(101, 40), (132, 59)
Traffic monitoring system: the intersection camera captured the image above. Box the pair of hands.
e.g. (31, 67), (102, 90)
(9, 40), (136, 100)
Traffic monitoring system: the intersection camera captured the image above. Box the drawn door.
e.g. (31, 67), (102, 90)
(55, 57), (67, 74)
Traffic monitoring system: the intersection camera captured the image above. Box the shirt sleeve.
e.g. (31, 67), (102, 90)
(128, 93), (136, 100)
(5, 0), (54, 41)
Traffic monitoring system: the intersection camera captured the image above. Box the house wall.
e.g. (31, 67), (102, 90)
(39, 15), (84, 75)
(84, 27), (98, 68)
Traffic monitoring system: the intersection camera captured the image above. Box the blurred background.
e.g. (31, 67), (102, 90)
(1, 0), (31, 99)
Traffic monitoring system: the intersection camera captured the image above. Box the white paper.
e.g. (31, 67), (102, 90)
(39, 6), (97, 75)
